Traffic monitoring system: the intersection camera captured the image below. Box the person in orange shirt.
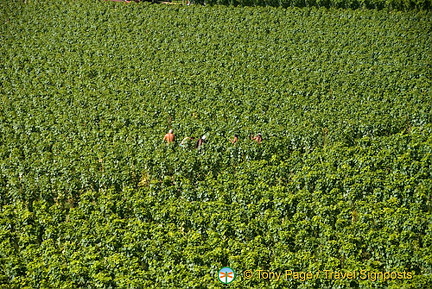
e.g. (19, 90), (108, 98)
(163, 129), (175, 144)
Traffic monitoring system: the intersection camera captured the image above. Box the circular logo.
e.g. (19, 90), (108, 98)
(218, 267), (236, 284)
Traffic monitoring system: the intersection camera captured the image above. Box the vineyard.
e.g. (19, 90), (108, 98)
(203, 0), (432, 10)
(1, 0), (431, 288)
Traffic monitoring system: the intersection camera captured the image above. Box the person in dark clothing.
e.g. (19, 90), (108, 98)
(196, 135), (206, 149)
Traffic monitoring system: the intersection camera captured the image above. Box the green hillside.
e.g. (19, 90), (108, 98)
(1, 1), (431, 288)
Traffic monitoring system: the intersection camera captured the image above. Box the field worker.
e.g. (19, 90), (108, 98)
(180, 136), (195, 148)
(251, 133), (263, 143)
(230, 134), (239, 144)
(196, 135), (207, 149)
(163, 129), (175, 144)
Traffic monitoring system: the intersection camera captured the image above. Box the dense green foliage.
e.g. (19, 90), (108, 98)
(204, 0), (431, 11)
(1, 1), (431, 288)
